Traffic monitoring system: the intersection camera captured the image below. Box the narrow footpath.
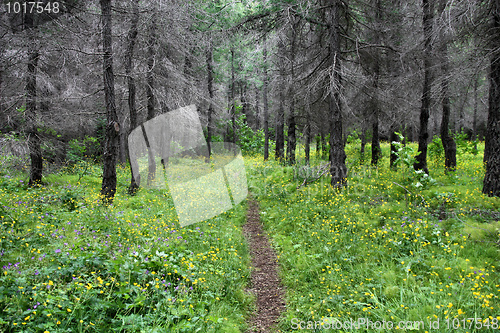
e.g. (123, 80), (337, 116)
(243, 198), (286, 333)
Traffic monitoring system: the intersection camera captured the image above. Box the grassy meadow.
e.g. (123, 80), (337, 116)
(0, 140), (499, 332)
(247, 142), (499, 332)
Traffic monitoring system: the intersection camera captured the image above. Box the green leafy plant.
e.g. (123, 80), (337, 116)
(392, 132), (436, 189)
(454, 130), (479, 155)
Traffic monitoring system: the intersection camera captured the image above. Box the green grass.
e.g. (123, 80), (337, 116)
(0, 142), (498, 332)
(247, 142), (499, 332)
(0, 163), (253, 332)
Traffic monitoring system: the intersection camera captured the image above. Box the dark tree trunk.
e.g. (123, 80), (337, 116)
(438, 0), (457, 173)
(407, 124), (414, 142)
(100, 0), (119, 204)
(473, 73), (478, 152)
(26, 24), (43, 187)
(321, 131), (327, 159)
(263, 37), (269, 160)
(316, 135), (321, 159)
(482, 0), (500, 197)
(275, 89), (285, 162)
(286, 109), (296, 165)
(360, 127), (367, 163)
(327, 0), (347, 188)
(414, 0), (434, 174)
(286, 19), (297, 165)
(371, 0), (382, 166)
(206, 42), (214, 157)
(231, 48), (236, 146)
(275, 40), (285, 162)
(126, 0), (139, 194)
(305, 105), (311, 165)
(146, 13), (157, 183)
(254, 84), (260, 130)
(390, 127), (398, 169)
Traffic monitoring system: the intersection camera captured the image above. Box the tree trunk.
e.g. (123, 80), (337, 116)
(390, 126), (398, 169)
(275, 40), (285, 162)
(321, 131), (327, 159)
(438, 0), (457, 173)
(275, 89), (285, 162)
(231, 47), (237, 146)
(286, 109), (296, 165)
(473, 72), (478, 152)
(286, 19), (297, 165)
(26, 20), (43, 187)
(126, 0), (139, 194)
(360, 127), (367, 163)
(305, 104), (311, 165)
(327, 0), (347, 188)
(414, 0), (434, 174)
(100, 0), (119, 204)
(263, 37), (269, 160)
(146, 13), (157, 183)
(254, 84), (260, 130)
(371, 0), (382, 166)
(482, 0), (500, 197)
(206, 42), (214, 157)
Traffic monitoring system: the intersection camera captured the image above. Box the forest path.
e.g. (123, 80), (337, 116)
(243, 197), (286, 333)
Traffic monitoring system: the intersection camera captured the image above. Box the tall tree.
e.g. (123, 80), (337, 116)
(263, 36), (270, 161)
(126, 0), (140, 194)
(326, 0), (347, 188)
(286, 16), (298, 165)
(370, 0), (382, 166)
(438, 0), (457, 172)
(146, 12), (157, 183)
(100, 0), (119, 204)
(275, 38), (285, 162)
(413, 0), (434, 174)
(25, 13), (42, 186)
(206, 39), (214, 157)
(482, 0), (500, 196)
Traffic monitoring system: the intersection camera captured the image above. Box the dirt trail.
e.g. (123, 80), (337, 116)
(243, 198), (286, 333)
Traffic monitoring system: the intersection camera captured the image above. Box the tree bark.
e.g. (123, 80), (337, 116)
(263, 36), (269, 160)
(26, 16), (43, 187)
(482, 0), (500, 197)
(146, 12), (157, 183)
(371, 0), (382, 166)
(231, 47), (237, 146)
(473, 72), (478, 152)
(305, 104), (311, 165)
(126, 0), (140, 194)
(390, 126), (398, 169)
(438, 0), (457, 173)
(254, 84), (260, 130)
(206, 42), (214, 157)
(275, 40), (285, 162)
(100, 0), (119, 204)
(414, 0), (434, 174)
(327, 0), (347, 188)
(360, 127), (367, 163)
(286, 19), (297, 165)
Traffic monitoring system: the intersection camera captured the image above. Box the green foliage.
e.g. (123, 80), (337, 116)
(66, 136), (100, 164)
(248, 144), (499, 331)
(234, 113), (268, 155)
(346, 130), (363, 167)
(392, 132), (436, 189)
(0, 167), (252, 332)
(454, 130), (479, 155)
(428, 135), (444, 166)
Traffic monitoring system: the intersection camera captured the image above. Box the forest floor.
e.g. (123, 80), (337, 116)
(243, 198), (286, 332)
